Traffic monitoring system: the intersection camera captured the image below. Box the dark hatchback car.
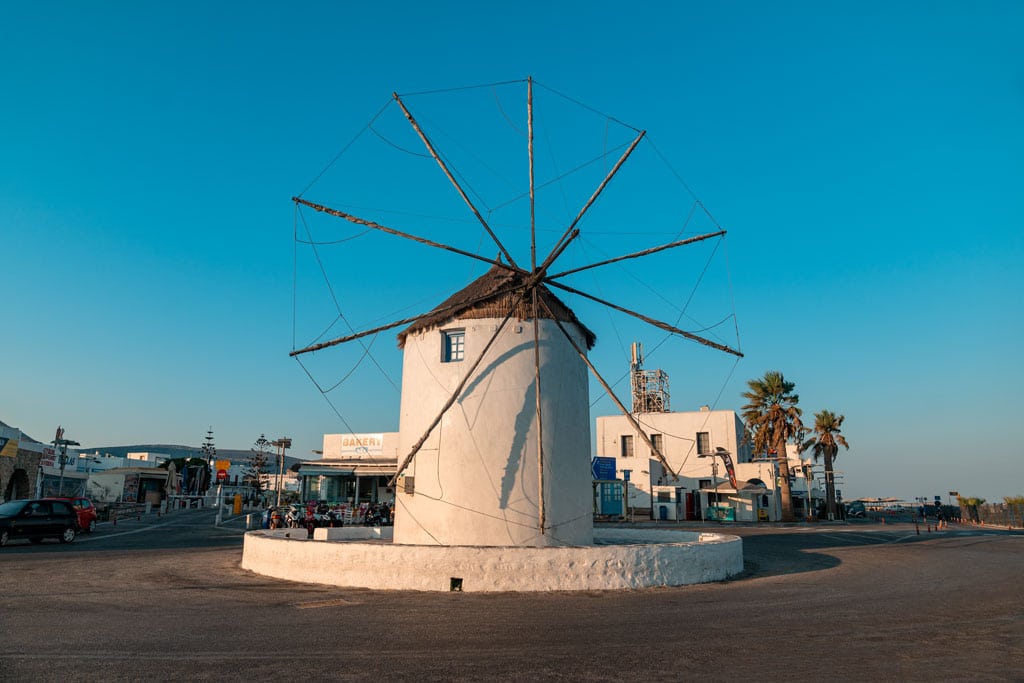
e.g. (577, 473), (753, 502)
(0, 499), (79, 546)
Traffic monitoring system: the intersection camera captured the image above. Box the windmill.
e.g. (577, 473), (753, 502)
(290, 78), (742, 547)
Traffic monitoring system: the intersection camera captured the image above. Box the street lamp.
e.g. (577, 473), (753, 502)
(52, 426), (80, 497)
(271, 438), (291, 506)
(698, 447), (730, 521)
(200, 427), (216, 495)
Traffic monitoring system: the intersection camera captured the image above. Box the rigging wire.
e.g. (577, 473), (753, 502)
(487, 139), (631, 214)
(296, 96), (393, 198)
(723, 235), (743, 353)
(320, 334), (380, 394)
(396, 78), (526, 98)
(533, 79), (642, 134)
(295, 207), (400, 392)
(368, 123), (431, 158)
(295, 230), (373, 246)
(643, 135), (701, 205)
(292, 204), (298, 350)
(492, 84), (526, 138)
(413, 111), (504, 212)
(293, 355), (362, 437)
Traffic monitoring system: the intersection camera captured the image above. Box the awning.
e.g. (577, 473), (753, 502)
(700, 485), (767, 495)
(297, 465), (396, 477)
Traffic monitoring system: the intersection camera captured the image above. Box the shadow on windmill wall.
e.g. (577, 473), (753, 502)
(458, 339), (559, 511)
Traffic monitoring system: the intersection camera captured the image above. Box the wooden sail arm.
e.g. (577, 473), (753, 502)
(392, 93), (519, 270)
(544, 280), (743, 358)
(534, 228), (579, 279)
(537, 298), (676, 478)
(293, 197), (522, 275)
(388, 287), (532, 487)
(548, 130), (646, 259)
(546, 230), (726, 280)
(289, 280), (531, 357)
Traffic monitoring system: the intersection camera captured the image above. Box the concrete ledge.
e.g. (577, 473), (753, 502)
(313, 526), (393, 541)
(241, 528), (743, 592)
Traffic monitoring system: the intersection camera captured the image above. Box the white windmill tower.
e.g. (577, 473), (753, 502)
(289, 78), (743, 549)
(393, 264), (596, 546)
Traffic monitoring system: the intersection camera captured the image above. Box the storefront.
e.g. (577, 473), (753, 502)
(296, 459), (396, 506)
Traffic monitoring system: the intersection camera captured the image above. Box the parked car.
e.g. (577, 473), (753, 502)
(45, 496), (98, 533)
(0, 499), (79, 546)
(845, 501), (866, 518)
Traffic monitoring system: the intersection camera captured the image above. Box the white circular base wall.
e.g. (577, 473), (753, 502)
(241, 527), (743, 592)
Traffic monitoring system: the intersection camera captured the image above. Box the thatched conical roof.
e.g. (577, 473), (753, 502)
(397, 264), (596, 349)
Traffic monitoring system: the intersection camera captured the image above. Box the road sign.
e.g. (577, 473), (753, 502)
(591, 456), (616, 480)
(622, 470), (631, 482)
(217, 469), (228, 482)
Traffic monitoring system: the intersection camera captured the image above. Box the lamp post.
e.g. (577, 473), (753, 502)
(52, 426), (80, 497)
(271, 438), (291, 506)
(698, 447), (730, 521)
(200, 427), (216, 495)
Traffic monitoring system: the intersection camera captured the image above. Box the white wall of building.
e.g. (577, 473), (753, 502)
(596, 408), (750, 499)
(597, 410), (819, 521)
(125, 452), (167, 467)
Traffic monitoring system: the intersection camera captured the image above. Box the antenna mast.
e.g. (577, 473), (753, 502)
(630, 342), (670, 413)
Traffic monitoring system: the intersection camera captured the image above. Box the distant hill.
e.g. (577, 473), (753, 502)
(77, 444), (304, 469)
(0, 419), (43, 443)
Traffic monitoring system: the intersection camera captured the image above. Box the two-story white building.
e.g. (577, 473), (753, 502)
(596, 406), (817, 522)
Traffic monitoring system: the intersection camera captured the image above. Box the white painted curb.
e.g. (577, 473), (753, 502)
(241, 527), (743, 592)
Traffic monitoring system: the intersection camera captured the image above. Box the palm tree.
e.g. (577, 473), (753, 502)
(803, 410), (849, 520)
(742, 371), (803, 522)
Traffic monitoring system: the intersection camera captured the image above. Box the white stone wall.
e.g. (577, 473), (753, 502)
(242, 528), (743, 592)
(395, 317), (593, 547)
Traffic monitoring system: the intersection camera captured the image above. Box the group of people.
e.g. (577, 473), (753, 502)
(266, 500), (393, 529)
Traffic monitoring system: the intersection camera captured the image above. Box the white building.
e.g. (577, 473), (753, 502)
(596, 407), (818, 522)
(295, 432), (400, 505)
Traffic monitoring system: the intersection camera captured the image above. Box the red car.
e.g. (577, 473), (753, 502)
(45, 497), (98, 533)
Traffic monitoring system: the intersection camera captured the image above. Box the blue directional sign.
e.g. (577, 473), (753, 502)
(591, 456), (617, 481)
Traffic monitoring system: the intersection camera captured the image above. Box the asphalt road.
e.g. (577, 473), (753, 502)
(1, 509), (1021, 681)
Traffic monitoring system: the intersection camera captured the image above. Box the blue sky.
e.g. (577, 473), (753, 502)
(2, 2), (1021, 503)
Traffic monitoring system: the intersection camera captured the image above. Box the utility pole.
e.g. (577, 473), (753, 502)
(52, 426), (80, 497)
(272, 438), (291, 506)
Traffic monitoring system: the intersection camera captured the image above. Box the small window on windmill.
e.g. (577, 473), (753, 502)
(442, 329), (465, 362)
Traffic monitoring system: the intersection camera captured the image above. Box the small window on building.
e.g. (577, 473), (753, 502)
(699, 478), (712, 490)
(656, 491), (671, 503)
(442, 329), (465, 362)
(621, 435), (634, 458)
(650, 433), (663, 455)
(696, 432), (710, 455)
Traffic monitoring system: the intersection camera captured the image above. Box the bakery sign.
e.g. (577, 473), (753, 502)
(340, 434), (384, 457)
